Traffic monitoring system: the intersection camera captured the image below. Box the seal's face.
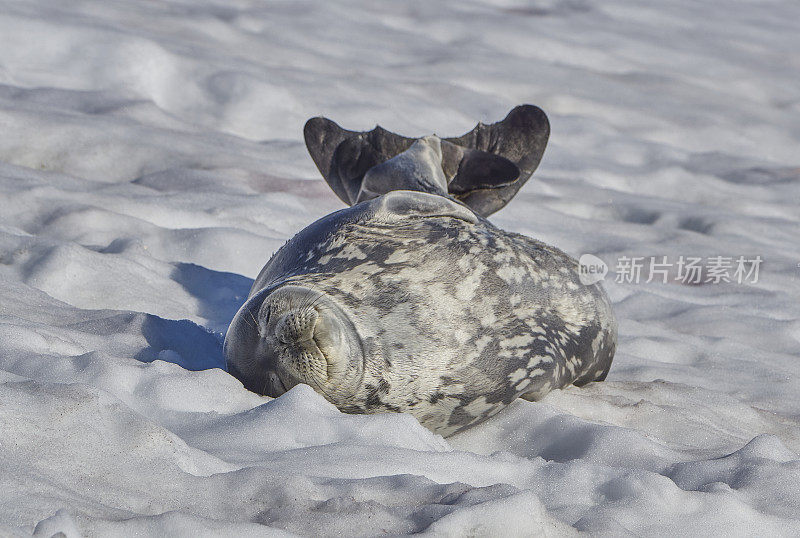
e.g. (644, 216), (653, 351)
(225, 285), (365, 401)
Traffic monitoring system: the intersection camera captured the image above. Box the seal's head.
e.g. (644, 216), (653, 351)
(224, 284), (364, 401)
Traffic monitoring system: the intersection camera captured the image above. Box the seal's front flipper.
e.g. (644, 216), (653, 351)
(304, 104), (549, 216)
(443, 105), (550, 216)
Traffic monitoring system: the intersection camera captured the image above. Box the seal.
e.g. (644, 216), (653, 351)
(225, 123), (616, 437)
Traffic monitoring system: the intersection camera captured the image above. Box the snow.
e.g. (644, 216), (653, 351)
(1, 0), (799, 535)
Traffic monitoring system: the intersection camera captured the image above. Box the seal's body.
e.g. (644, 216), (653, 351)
(225, 107), (616, 436)
(225, 189), (616, 436)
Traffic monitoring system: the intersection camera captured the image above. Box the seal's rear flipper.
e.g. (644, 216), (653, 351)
(304, 105), (549, 217)
(355, 136), (520, 206)
(357, 136), (449, 203)
(444, 105), (550, 216)
(304, 118), (415, 206)
(443, 143), (521, 195)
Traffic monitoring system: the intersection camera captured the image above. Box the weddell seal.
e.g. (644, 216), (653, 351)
(224, 105), (617, 436)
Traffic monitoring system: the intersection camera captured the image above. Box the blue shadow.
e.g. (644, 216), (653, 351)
(133, 263), (253, 371)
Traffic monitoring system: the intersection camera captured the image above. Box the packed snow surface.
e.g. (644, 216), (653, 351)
(1, 0), (799, 535)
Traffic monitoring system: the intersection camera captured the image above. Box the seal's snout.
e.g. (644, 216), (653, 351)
(224, 284), (366, 403)
(275, 308), (319, 346)
(275, 306), (330, 382)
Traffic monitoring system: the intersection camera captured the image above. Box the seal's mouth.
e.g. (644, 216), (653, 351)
(266, 370), (289, 396)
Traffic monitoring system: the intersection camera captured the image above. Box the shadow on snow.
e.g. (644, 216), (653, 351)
(134, 262), (253, 372)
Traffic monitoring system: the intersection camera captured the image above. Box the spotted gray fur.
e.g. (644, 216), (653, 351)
(225, 185), (616, 436)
